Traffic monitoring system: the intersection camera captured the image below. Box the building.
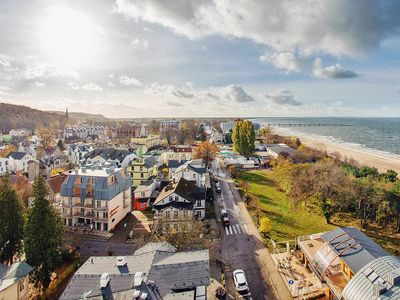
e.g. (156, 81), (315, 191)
(172, 159), (208, 188)
(6, 152), (33, 174)
(47, 173), (68, 206)
(83, 148), (137, 168)
(9, 128), (31, 137)
(342, 255), (400, 300)
(266, 143), (296, 158)
(128, 156), (158, 188)
(161, 145), (194, 163)
(130, 135), (161, 149)
(153, 178), (206, 231)
(60, 166), (131, 232)
(133, 179), (157, 211)
(0, 157), (8, 176)
(66, 144), (94, 166)
(220, 121), (235, 133)
(0, 261), (33, 300)
(60, 242), (210, 300)
(297, 227), (389, 300)
(64, 125), (105, 141)
(159, 119), (180, 133)
(115, 123), (146, 139)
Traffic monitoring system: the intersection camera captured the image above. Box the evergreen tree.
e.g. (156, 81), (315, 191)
(24, 175), (64, 289)
(0, 174), (24, 264)
(232, 120), (255, 157)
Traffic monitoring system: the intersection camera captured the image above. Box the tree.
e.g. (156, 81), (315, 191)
(240, 181), (250, 204)
(381, 169), (398, 182)
(0, 174), (24, 264)
(193, 141), (220, 167)
(197, 125), (207, 141)
(24, 175), (64, 289)
(259, 217), (272, 236)
(232, 120), (255, 157)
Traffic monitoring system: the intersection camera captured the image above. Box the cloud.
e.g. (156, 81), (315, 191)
(114, 0), (400, 57)
(206, 92), (220, 100)
(260, 52), (304, 73)
(66, 82), (81, 90)
(312, 58), (360, 79)
(119, 75), (144, 87)
(0, 57), (11, 68)
(167, 100), (184, 107)
(131, 38), (149, 49)
(265, 89), (302, 106)
(172, 90), (194, 98)
(82, 83), (103, 91)
(224, 85), (255, 103)
(24, 63), (78, 79)
(32, 81), (46, 87)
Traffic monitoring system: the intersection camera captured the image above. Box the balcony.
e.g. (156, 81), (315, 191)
(73, 211), (95, 218)
(73, 202), (94, 208)
(62, 211), (73, 217)
(93, 206), (108, 211)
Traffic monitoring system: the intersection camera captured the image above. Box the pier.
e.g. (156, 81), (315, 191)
(264, 123), (352, 128)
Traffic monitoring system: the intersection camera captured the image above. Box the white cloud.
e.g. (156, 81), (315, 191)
(82, 83), (103, 91)
(66, 82), (81, 90)
(312, 58), (360, 79)
(114, 0), (400, 57)
(265, 89), (302, 106)
(24, 63), (78, 79)
(131, 38), (149, 49)
(260, 52), (304, 73)
(0, 57), (11, 68)
(172, 90), (194, 98)
(223, 85), (255, 103)
(167, 100), (184, 107)
(32, 81), (46, 87)
(119, 75), (144, 87)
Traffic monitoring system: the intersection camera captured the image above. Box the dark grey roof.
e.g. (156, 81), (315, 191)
(188, 165), (206, 174)
(321, 227), (388, 274)
(60, 243), (210, 300)
(168, 160), (187, 169)
(6, 151), (27, 160)
(143, 156), (157, 168)
(342, 256), (400, 300)
(84, 148), (133, 162)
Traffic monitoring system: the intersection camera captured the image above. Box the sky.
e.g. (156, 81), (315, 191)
(1, 0), (400, 118)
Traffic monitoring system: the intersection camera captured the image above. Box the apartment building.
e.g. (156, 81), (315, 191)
(161, 145), (195, 163)
(127, 156), (158, 188)
(159, 119), (180, 133)
(130, 134), (161, 149)
(60, 165), (132, 232)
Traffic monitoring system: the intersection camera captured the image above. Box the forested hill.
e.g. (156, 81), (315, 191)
(0, 103), (67, 133)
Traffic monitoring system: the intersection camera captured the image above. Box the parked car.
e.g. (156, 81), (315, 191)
(220, 209), (230, 226)
(233, 269), (248, 292)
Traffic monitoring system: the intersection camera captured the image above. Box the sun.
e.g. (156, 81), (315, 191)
(39, 7), (98, 67)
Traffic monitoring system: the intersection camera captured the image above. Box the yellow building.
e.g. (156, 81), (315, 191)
(130, 135), (161, 149)
(128, 156), (158, 188)
(0, 262), (33, 300)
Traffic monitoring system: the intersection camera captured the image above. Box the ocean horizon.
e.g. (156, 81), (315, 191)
(252, 117), (400, 158)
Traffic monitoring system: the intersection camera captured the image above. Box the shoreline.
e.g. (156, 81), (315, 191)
(271, 128), (400, 174)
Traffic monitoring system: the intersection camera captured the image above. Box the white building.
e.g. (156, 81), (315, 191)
(172, 159), (208, 188)
(220, 121), (235, 133)
(0, 157), (9, 176)
(60, 166), (132, 232)
(153, 178), (206, 231)
(5, 152), (33, 174)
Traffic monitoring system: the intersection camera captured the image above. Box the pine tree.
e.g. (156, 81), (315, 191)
(0, 174), (24, 264)
(24, 175), (64, 289)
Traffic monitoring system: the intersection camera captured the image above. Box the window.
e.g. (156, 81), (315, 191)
(68, 197), (72, 205)
(103, 223), (108, 231)
(193, 173), (196, 178)
(140, 173), (144, 178)
(175, 196), (179, 201)
(96, 222), (101, 230)
(141, 192), (145, 198)
(19, 280), (25, 291)
(96, 200), (101, 208)
(174, 211), (178, 218)
(169, 196), (173, 201)
(183, 210), (188, 217)
(165, 211), (171, 218)
(103, 212), (108, 219)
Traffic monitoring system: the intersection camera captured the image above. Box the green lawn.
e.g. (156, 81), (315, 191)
(236, 169), (335, 241)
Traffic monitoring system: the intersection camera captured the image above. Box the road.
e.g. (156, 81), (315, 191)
(211, 159), (291, 300)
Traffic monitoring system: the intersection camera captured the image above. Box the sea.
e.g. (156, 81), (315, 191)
(252, 117), (400, 158)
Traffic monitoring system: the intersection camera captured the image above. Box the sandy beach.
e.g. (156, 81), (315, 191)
(299, 135), (400, 174)
(272, 128), (400, 174)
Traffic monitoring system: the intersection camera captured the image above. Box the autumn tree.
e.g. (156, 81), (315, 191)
(0, 144), (17, 157)
(232, 120), (255, 157)
(0, 174), (24, 264)
(289, 160), (351, 223)
(259, 217), (272, 236)
(25, 175), (64, 289)
(193, 141), (220, 167)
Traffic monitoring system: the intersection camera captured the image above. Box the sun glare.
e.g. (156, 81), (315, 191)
(39, 7), (98, 67)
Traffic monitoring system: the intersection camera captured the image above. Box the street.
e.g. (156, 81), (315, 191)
(212, 159), (290, 300)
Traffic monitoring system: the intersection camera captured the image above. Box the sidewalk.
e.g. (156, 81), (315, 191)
(222, 163), (292, 300)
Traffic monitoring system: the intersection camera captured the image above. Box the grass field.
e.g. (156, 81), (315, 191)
(236, 169), (400, 255)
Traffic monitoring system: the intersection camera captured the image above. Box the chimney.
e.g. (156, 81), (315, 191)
(100, 273), (110, 288)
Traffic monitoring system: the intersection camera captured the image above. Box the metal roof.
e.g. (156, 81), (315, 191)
(321, 227), (388, 274)
(342, 256), (400, 300)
